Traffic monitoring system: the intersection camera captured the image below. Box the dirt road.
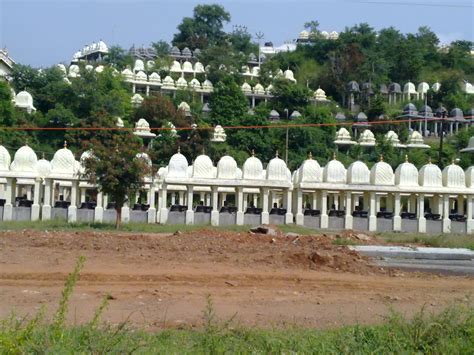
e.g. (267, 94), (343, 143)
(0, 228), (472, 330)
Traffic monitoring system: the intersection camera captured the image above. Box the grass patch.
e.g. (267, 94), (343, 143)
(379, 232), (474, 250)
(1, 257), (473, 353)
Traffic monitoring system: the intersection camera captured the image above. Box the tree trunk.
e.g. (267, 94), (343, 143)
(115, 207), (121, 230)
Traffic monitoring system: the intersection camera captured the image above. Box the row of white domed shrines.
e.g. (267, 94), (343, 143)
(292, 154), (473, 189)
(2, 143), (472, 190)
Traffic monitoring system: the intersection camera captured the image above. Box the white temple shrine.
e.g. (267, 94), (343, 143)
(0, 143), (473, 234)
(210, 125), (227, 142)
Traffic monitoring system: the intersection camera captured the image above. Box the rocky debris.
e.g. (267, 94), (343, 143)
(250, 225), (277, 236)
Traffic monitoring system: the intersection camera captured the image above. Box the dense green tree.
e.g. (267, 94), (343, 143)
(172, 4), (231, 49)
(209, 75), (248, 126)
(104, 45), (133, 69)
(270, 79), (312, 114)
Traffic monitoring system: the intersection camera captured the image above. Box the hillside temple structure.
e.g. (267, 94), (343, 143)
(0, 143), (473, 235)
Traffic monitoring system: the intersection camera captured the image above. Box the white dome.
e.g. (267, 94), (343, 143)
(193, 154), (215, 178)
(0, 145), (11, 171)
(68, 65), (80, 78)
(432, 82), (441, 92)
(465, 166), (474, 187)
(297, 157), (322, 183)
(149, 72), (161, 83)
(407, 130), (430, 148)
(10, 145), (38, 173)
(266, 84), (274, 94)
(251, 66), (260, 76)
(284, 69), (296, 82)
(202, 79), (213, 91)
(135, 71), (147, 81)
(176, 76), (188, 89)
(131, 93), (144, 106)
(314, 87), (327, 101)
(146, 60), (155, 70)
(189, 78), (201, 89)
(133, 59), (145, 72)
(242, 65), (251, 75)
(385, 130), (405, 147)
(135, 152), (152, 168)
(403, 81), (416, 94)
(36, 158), (51, 178)
(442, 163), (465, 188)
(241, 82), (252, 93)
(253, 83), (265, 95)
(167, 150), (188, 178)
(323, 157), (346, 183)
(419, 162), (442, 187)
(266, 155), (290, 181)
(178, 101), (191, 115)
(15, 91), (35, 112)
(395, 160), (419, 186)
(358, 129), (376, 147)
(121, 68), (134, 80)
(57, 64), (67, 76)
(321, 31), (329, 39)
(334, 127), (356, 145)
(329, 31), (339, 40)
(170, 60), (182, 72)
(217, 155), (238, 179)
(51, 145), (76, 175)
(347, 161), (370, 184)
(418, 82), (429, 94)
(85, 64), (94, 72)
(95, 65), (104, 73)
(299, 30), (309, 39)
(194, 62), (205, 73)
(162, 76), (175, 89)
(243, 155), (264, 180)
(370, 159), (394, 185)
(182, 61), (194, 73)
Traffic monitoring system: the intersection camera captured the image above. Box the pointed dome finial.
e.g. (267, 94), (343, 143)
(308, 151), (313, 160)
(275, 150), (279, 158)
(428, 156), (432, 164)
(452, 157), (456, 165)
(332, 151), (336, 160)
(380, 154), (384, 162)
(202, 147), (206, 155)
(42, 152), (45, 159)
(177, 146), (181, 154)
(251, 149), (255, 157)
(405, 154), (408, 163)
(64, 140), (68, 149)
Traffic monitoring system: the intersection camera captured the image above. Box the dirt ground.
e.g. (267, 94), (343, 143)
(0, 228), (473, 330)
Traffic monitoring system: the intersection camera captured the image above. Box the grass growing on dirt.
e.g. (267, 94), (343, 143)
(1, 257), (473, 354)
(379, 232), (474, 250)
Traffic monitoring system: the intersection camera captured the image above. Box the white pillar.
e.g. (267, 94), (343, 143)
(344, 191), (353, 229)
(295, 189), (304, 225)
(442, 194), (451, 233)
(312, 192), (318, 210)
(243, 193), (248, 211)
(221, 192), (227, 207)
(261, 188), (269, 224)
(94, 191), (104, 223)
(236, 187), (244, 225)
(417, 194), (426, 233)
(185, 185), (194, 225)
(285, 189), (293, 224)
(42, 178), (52, 221)
(467, 195), (473, 233)
(147, 184), (156, 224)
(211, 186), (219, 226)
(160, 185), (168, 224)
(178, 191), (184, 205)
(410, 195), (417, 214)
(121, 200), (130, 223)
(31, 178), (41, 221)
(320, 191), (328, 229)
(171, 193), (176, 205)
(457, 195), (464, 215)
(3, 178), (13, 221)
(393, 193), (401, 231)
(80, 188), (86, 203)
(369, 192), (377, 232)
(68, 181), (78, 223)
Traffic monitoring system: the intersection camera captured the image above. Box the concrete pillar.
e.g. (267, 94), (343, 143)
(344, 191), (353, 229)
(261, 188), (269, 224)
(94, 191), (103, 223)
(147, 184), (156, 224)
(442, 194), (451, 233)
(211, 186), (219, 226)
(3, 178), (13, 221)
(178, 191), (184, 205)
(31, 178), (41, 221)
(295, 189), (304, 225)
(285, 189), (293, 224)
(199, 192), (205, 204)
(160, 185), (169, 224)
(320, 191), (328, 229)
(467, 195), (474, 233)
(457, 195), (464, 215)
(185, 186), (194, 225)
(68, 181), (78, 223)
(121, 201), (130, 223)
(171, 193), (176, 205)
(253, 194), (258, 208)
(410, 195), (417, 214)
(363, 193), (369, 211)
(393, 193), (401, 231)
(369, 192), (377, 232)
(80, 188), (86, 203)
(221, 192), (227, 207)
(205, 193), (211, 206)
(312, 192), (318, 210)
(417, 194), (426, 233)
(236, 187), (244, 225)
(42, 178), (52, 221)
(243, 193), (248, 211)
(375, 195), (381, 213)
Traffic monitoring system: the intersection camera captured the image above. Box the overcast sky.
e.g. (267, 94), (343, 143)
(1, 0), (473, 67)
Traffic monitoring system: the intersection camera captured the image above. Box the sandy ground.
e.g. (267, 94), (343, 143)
(0, 228), (473, 330)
